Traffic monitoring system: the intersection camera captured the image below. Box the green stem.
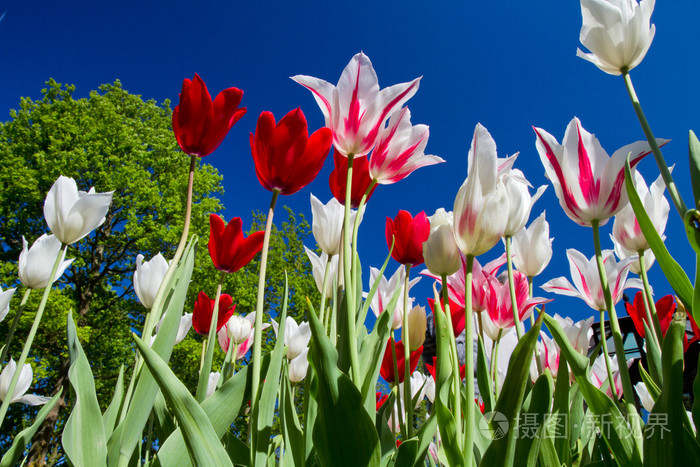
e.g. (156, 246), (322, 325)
(622, 70), (686, 218)
(463, 254), (475, 464)
(0, 244), (67, 428)
(402, 264), (413, 438)
(637, 250), (664, 344)
(196, 276), (224, 402)
(342, 154), (360, 382)
(351, 179), (377, 323)
(0, 288), (31, 364)
(528, 277), (535, 326)
(505, 236), (523, 339)
(591, 220), (643, 450)
(250, 189), (279, 439)
(441, 274), (462, 442)
(492, 330), (503, 397)
(318, 254), (333, 327)
(598, 310), (618, 401)
(390, 336), (407, 440)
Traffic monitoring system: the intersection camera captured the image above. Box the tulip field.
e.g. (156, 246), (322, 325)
(2, 0), (700, 465)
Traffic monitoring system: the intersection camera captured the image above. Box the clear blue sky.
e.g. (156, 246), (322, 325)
(2, 0), (699, 325)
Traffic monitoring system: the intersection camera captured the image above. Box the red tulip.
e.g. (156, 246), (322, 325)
(172, 74), (246, 157)
(427, 297), (466, 337)
(208, 215), (265, 273)
(385, 210), (430, 266)
(328, 149), (377, 208)
(375, 392), (389, 411)
(379, 338), (422, 384)
(250, 109), (332, 195)
(192, 291), (236, 335)
(625, 291), (675, 338)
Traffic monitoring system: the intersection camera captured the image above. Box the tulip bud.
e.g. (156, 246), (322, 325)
(402, 305), (427, 351)
(510, 212), (553, 278)
(225, 315), (254, 346)
(310, 194), (359, 256)
(134, 253), (169, 309)
(423, 208), (461, 276)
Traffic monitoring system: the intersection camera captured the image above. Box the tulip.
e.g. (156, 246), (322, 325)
(0, 359), (50, 405)
(153, 312), (192, 346)
(542, 249), (642, 311)
(502, 169), (547, 237)
(612, 170), (669, 253)
(223, 314), (255, 346)
(532, 332), (561, 379)
(43, 175), (113, 245)
(367, 266), (419, 330)
(217, 313), (269, 356)
(385, 210), (430, 266)
(0, 287), (16, 323)
(625, 291), (674, 338)
(422, 209), (461, 276)
(292, 52), (420, 157)
(208, 215), (265, 273)
(427, 296), (465, 337)
(304, 247), (342, 299)
(250, 109), (332, 195)
(328, 150), (377, 208)
(270, 317), (312, 361)
(481, 272), (551, 341)
(368, 107), (444, 184)
(510, 212), (554, 278)
(18, 234), (73, 290)
(553, 313), (594, 355)
(634, 381), (654, 412)
(533, 117), (660, 226)
(577, 0), (656, 76)
(192, 291), (236, 335)
(611, 236), (656, 274)
(206, 372), (220, 398)
(133, 253), (168, 309)
(379, 338), (422, 384)
(402, 305), (427, 351)
(172, 73), (246, 157)
(288, 347), (310, 383)
(453, 124), (511, 256)
(590, 354), (633, 399)
(425, 356), (466, 382)
(310, 194), (359, 256)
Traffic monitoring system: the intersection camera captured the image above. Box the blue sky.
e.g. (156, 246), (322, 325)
(2, 0), (700, 325)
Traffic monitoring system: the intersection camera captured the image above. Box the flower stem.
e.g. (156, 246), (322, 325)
(250, 188), (279, 439)
(598, 309), (618, 401)
(637, 250), (664, 344)
(492, 330), (503, 397)
(622, 70), (686, 218)
(505, 236), (523, 339)
(528, 277), (535, 326)
(591, 220), (643, 449)
(441, 274), (462, 442)
(0, 288), (31, 364)
(390, 336), (407, 441)
(196, 275), (224, 402)
(463, 254), (475, 464)
(342, 154), (360, 383)
(402, 264), (413, 438)
(0, 244), (66, 428)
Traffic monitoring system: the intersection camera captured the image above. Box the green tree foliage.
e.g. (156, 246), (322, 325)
(0, 80), (319, 464)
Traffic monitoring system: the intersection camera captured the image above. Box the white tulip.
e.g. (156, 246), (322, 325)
(0, 359), (50, 405)
(134, 253), (169, 309)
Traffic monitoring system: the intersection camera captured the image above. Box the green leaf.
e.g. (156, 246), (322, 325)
(689, 130), (700, 207)
(222, 431), (251, 466)
(551, 356), (571, 466)
(306, 298), (381, 466)
(251, 274), (289, 466)
(107, 237), (197, 466)
(357, 307), (392, 411)
(102, 365), (125, 441)
(644, 312), (700, 466)
(544, 313), (641, 466)
(476, 336), (495, 415)
(62, 310), (108, 467)
(132, 334), (233, 466)
(154, 356), (266, 467)
(0, 393), (61, 467)
(376, 391), (398, 461)
(280, 368), (304, 467)
(638, 361), (661, 402)
(643, 322), (663, 387)
(625, 159), (694, 315)
(514, 371), (554, 466)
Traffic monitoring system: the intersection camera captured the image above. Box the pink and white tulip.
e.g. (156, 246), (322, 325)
(368, 107), (444, 184)
(218, 313), (269, 357)
(533, 117), (660, 226)
(590, 354), (633, 399)
(510, 212), (553, 278)
(292, 52), (420, 157)
(454, 124), (512, 256)
(612, 170), (669, 253)
(542, 249), (642, 311)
